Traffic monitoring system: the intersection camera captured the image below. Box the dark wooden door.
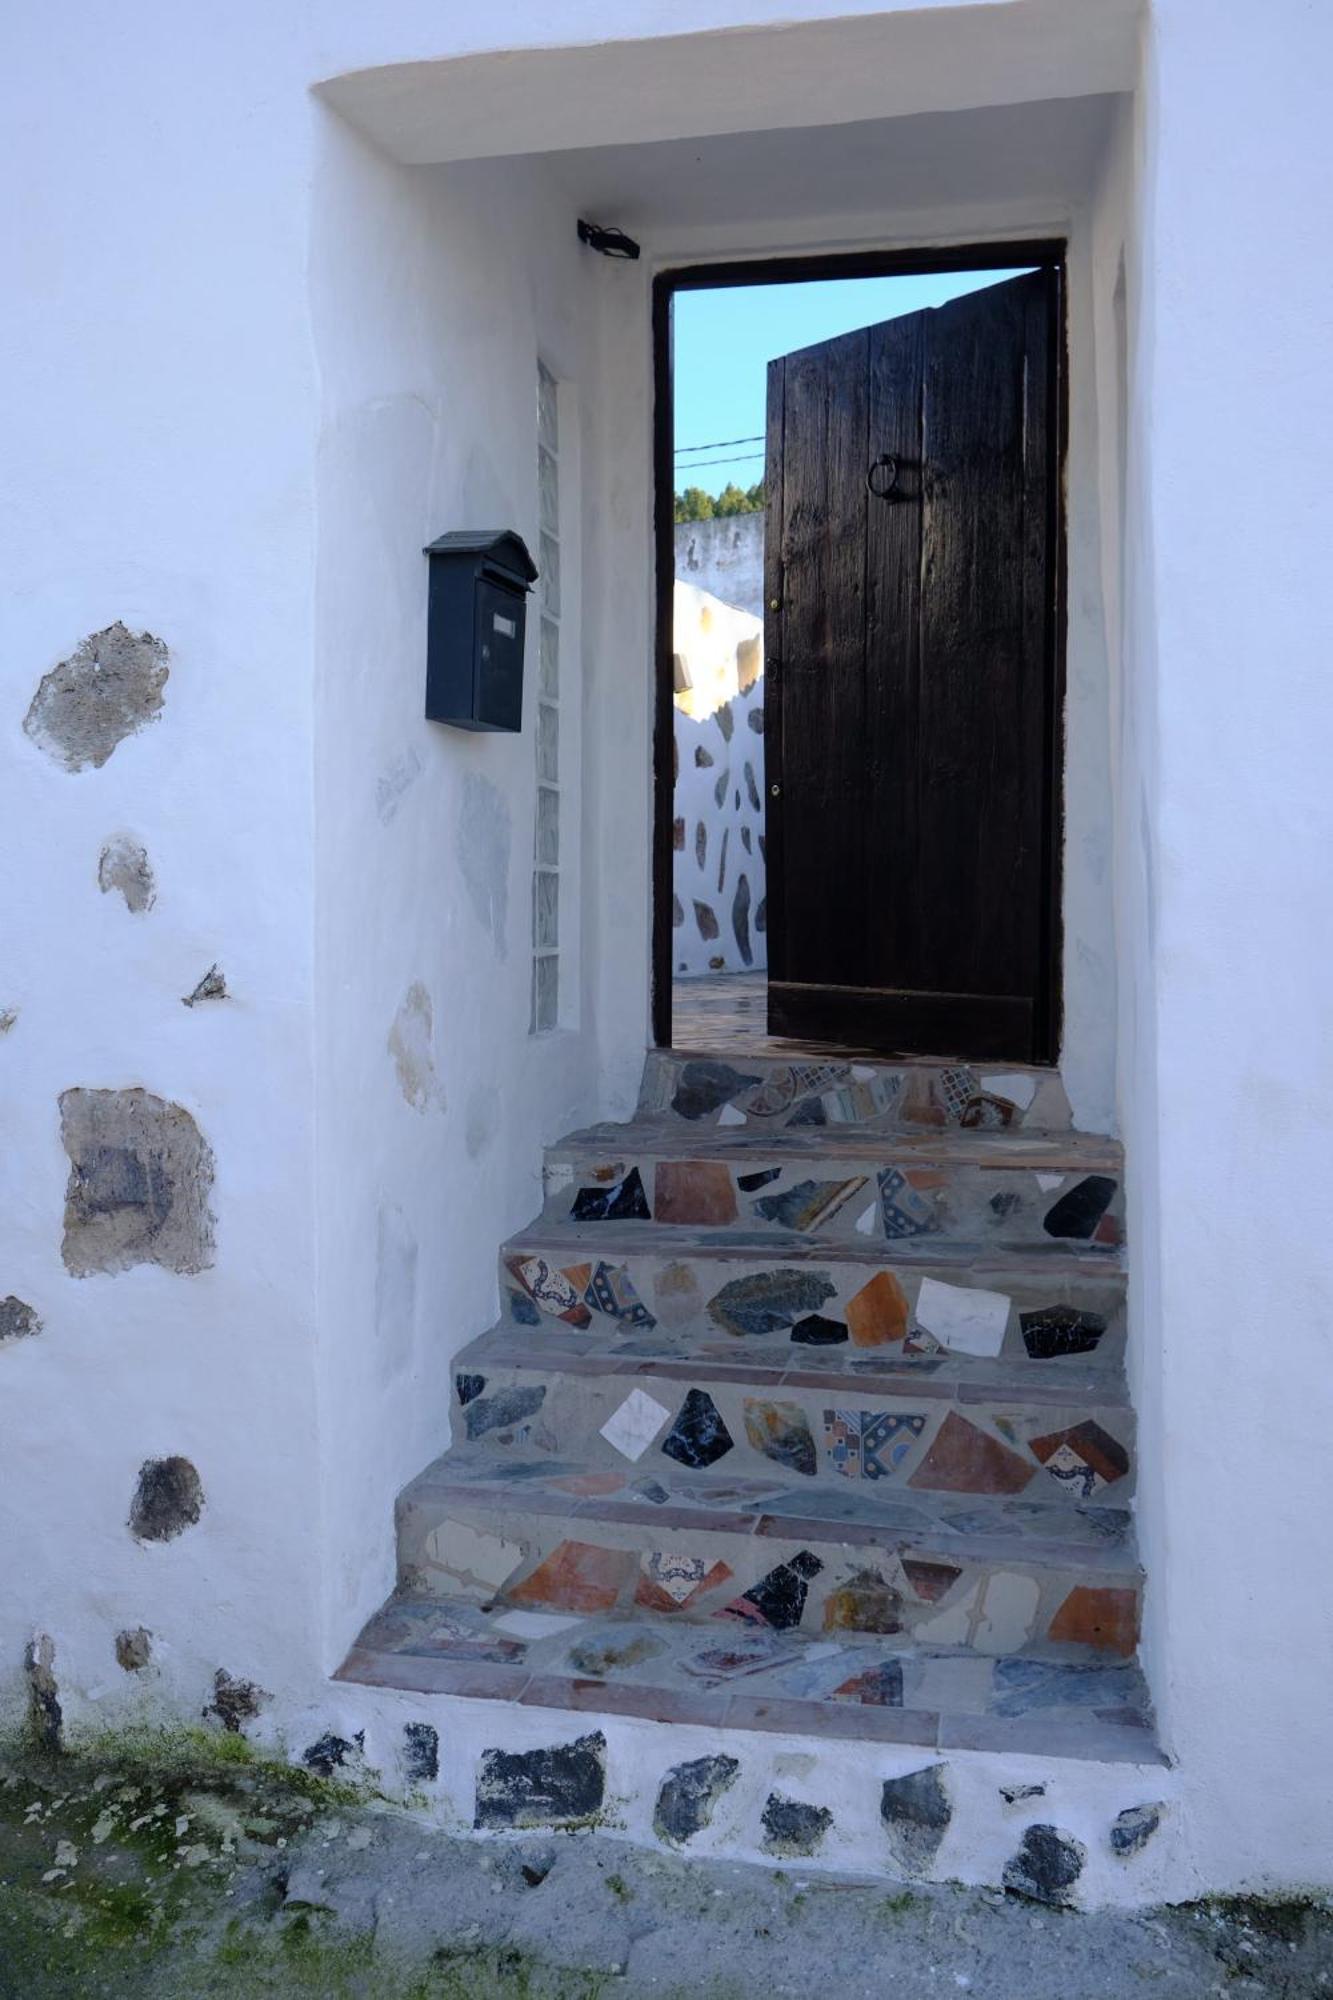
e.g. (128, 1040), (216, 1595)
(763, 268), (1061, 1060)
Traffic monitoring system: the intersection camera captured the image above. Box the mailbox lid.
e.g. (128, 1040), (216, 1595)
(422, 529), (538, 586)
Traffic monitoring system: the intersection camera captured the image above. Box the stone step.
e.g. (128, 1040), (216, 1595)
(639, 1049), (1078, 1135)
(338, 1589), (1159, 1766)
(395, 1451), (1142, 1663)
(450, 1324), (1137, 1508)
(499, 1225), (1127, 1377)
(542, 1123), (1124, 1252)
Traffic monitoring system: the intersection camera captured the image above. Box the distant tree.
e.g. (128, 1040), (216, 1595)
(674, 480), (764, 523)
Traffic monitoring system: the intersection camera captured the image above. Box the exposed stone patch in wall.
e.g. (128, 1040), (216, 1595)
(97, 836), (156, 913)
(457, 771), (510, 961)
(114, 1627), (153, 1672)
(207, 1669), (268, 1732)
(403, 1722), (439, 1783)
(129, 1456), (204, 1543)
(0, 1297), (42, 1345)
(388, 982), (445, 1113)
(1003, 1824), (1087, 1905)
(654, 1754), (739, 1844)
(881, 1765), (952, 1874)
(60, 1087), (216, 1277)
(475, 1732), (606, 1830)
(24, 622), (169, 771)
(304, 1732), (361, 1778)
(25, 1634), (62, 1751)
(182, 965), (228, 1008)
(0, 1010), (15, 1036)
(376, 746), (423, 826)
(761, 1793), (832, 1857)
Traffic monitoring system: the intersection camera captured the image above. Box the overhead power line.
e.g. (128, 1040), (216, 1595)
(675, 433), (765, 455)
(675, 451), (765, 473)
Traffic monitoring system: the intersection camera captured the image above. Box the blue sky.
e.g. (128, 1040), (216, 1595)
(673, 270), (1030, 495)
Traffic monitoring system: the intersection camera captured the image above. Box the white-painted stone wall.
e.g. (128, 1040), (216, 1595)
(675, 514), (765, 619)
(3, 0), (1331, 1910)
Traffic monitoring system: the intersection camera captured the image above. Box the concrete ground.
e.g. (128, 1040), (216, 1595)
(1, 1745), (1331, 1999)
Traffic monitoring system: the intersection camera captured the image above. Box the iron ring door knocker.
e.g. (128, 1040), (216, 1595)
(866, 453), (900, 501)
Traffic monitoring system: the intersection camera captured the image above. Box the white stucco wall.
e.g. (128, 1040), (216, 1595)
(4, 0), (1331, 1908)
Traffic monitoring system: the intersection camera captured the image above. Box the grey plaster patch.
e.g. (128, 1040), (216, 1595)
(375, 1205), (417, 1379)
(0, 1297), (41, 1345)
(1111, 1803), (1163, 1858)
(760, 1793), (832, 1858)
(404, 1722), (439, 1784)
(475, 1732), (606, 1831)
(206, 1670), (268, 1733)
(0, 1010), (15, 1035)
(129, 1456), (204, 1543)
(881, 1765), (952, 1875)
(25, 1634), (62, 1752)
(60, 1087), (215, 1277)
(24, 622), (169, 771)
(377, 746), (424, 826)
(98, 836), (156, 912)
(653, 1755), (739, 1846)
(1004, 1824), (1087, 1906)
(465, 1083), (500, 1160)
(457, 771), (510, 961)
(389, 982), (444, 1113)
(182, 965), (228, 1007)
(114, 1627), (153, 1672)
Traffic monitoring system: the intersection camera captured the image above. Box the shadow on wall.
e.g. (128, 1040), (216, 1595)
(672, 581), (766, 977)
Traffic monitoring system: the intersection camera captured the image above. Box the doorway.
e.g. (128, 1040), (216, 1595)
(652, 245), (1067, 1064)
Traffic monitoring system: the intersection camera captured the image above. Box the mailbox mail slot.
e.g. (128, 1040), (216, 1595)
(423, 529), (538, 732)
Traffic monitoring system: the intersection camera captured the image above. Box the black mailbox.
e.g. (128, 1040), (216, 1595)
(423, 529), (538, 732)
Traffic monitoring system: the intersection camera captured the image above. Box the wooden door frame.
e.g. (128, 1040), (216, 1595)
(651, 239), (1069, 1057)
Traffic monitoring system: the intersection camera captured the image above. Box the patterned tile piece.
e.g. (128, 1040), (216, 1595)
(1029, 1420), (1131, 1498)
(508, 1256), (593, 1329)
(507, 1540), (636, 1614)
(720, 1551), (823, 1631)
(707, 1269), (836, 1338)
(1043, 1175), (1118, 1241)
(823, 1410), (926, 1481)
(584, 1261), (656, 1327)
(1047, 1585), (1139, 1656)
(634, 1551), (734, 1613)
(907, 1412), (1036, 1495)
(600, 1389), (672, 1462)
(1020, 1305), (1108, 1360)
(680, 1636), (799, 1681)
(877, 1167), (940, 1239)
(831, 1659), (905, 1706)
(660, 1388), (734, 1469)
(752, 1176), (868, 1229)
(845, 1271), (909, 1347)
(743, 1398), (818, 1477)
(571, 1167), (651, 1222)
(654, 1160), (738, 1226)
(913, 1276), (1010, 1357)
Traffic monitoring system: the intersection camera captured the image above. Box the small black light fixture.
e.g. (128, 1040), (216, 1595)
(422, 529), (537, 733)
(577, 218), (641, 261)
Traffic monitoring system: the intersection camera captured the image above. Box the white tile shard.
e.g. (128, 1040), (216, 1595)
(914, 1276), (1010, 1358)
(980, 1072), (1038, 1110)
(600, 1387), (672, 1461)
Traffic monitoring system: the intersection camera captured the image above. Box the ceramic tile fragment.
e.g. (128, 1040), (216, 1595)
(789, 1313), (848, 1346)
(878, 1166), (940, 1238)
(972, 1571), (1041, 1654)
(1029, 1420), (1130, 1497)
(907, 1412), (1035, 1495)
(822, 1568), (903, 1634)
(744, 1398), (817, 1476)
(464, 1384), (546, 1440)
(1035, 1172), (1065, 1193)
(831, 1660), (904, 1706)
(493, 1610), (582, 1638)
(654, 1160), (739, 1226)
(660, 1388), (734, 1469)
(455, 1373), (486, 1407)
(508, 1255), (593, 1328)
(980, 1072), (1038, 1111)
(424, 1522), (524, 1595)
(823, 1410), (925, 1480)
(1019, 1305), (1108, 1360)
(670, 1061), (761, 1120)
(854, 1203), (878, 1236)
(914, 1581), (980, 1646)
(584, 1259), (656, 1327)
(654, 1261), (703, 1328)
(845, 1270), (909, 1346)
(600, 1388), (671, 1462)
(568, 1631), (664, 1675)
(752, 1176), (867, 1229)
(1043, 1174), (1117, 1241)
(717, 1101), (747, 1127)
(507, 1540), (636, 1614)
(737, 1167), (781, 1192)
(571, 1167), (651, 1222)
(720, 1551), (822, 1631)
(707, 1269), (836, 1338)
(1047, 1585), (1139, 1656)
(681, 1636), (798, 1681)
(635, 1551), (734, 1613)
(902, 1557), (963, 1603)
(914, 1276), (1010, 1358)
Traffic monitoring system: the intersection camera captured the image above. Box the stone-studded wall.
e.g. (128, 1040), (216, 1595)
(672, 582), (766, 977)
(674, 514), (764, 620)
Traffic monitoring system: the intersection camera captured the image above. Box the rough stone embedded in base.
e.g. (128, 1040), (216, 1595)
(761, 1793), (833, 1858)
(653, 1755), (740, 1845)
(1003, 1824), (1087, 1905)
(24, 622), (169, 771)
(207, 1670), (268, 1733)
(129, 1456), (204, 1543)
(304, 1733), (360, 1778)
(114, 1628), (153, 1673)
(1111, 1803), (1163, 1857)
(25, 1634), (62, 1752)
(98, 836), (156, 912)
(60, 1087), (216, 1277)
(404, 1722), (439, 1783)
(0, 1297), (41, 1345)
(475, 1732), (607, 1831)
(880, 1765), (952, 1873)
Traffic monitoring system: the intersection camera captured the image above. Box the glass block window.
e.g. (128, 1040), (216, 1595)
(531, 361), (562, 1032)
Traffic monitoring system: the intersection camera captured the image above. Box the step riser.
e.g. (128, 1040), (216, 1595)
(500, 1242), (1127, 1375)
(397, 1484), (1141, 1662)
(451, 1362), (1137, 1507)
(639, 1050), (1075, 1134)
(543, 1148), (1123, 1251)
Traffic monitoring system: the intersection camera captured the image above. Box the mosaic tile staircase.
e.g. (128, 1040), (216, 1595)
(342, 1052), (1155, 1767)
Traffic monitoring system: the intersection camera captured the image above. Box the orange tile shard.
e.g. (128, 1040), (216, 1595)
(845, 1270), (909, 1346)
